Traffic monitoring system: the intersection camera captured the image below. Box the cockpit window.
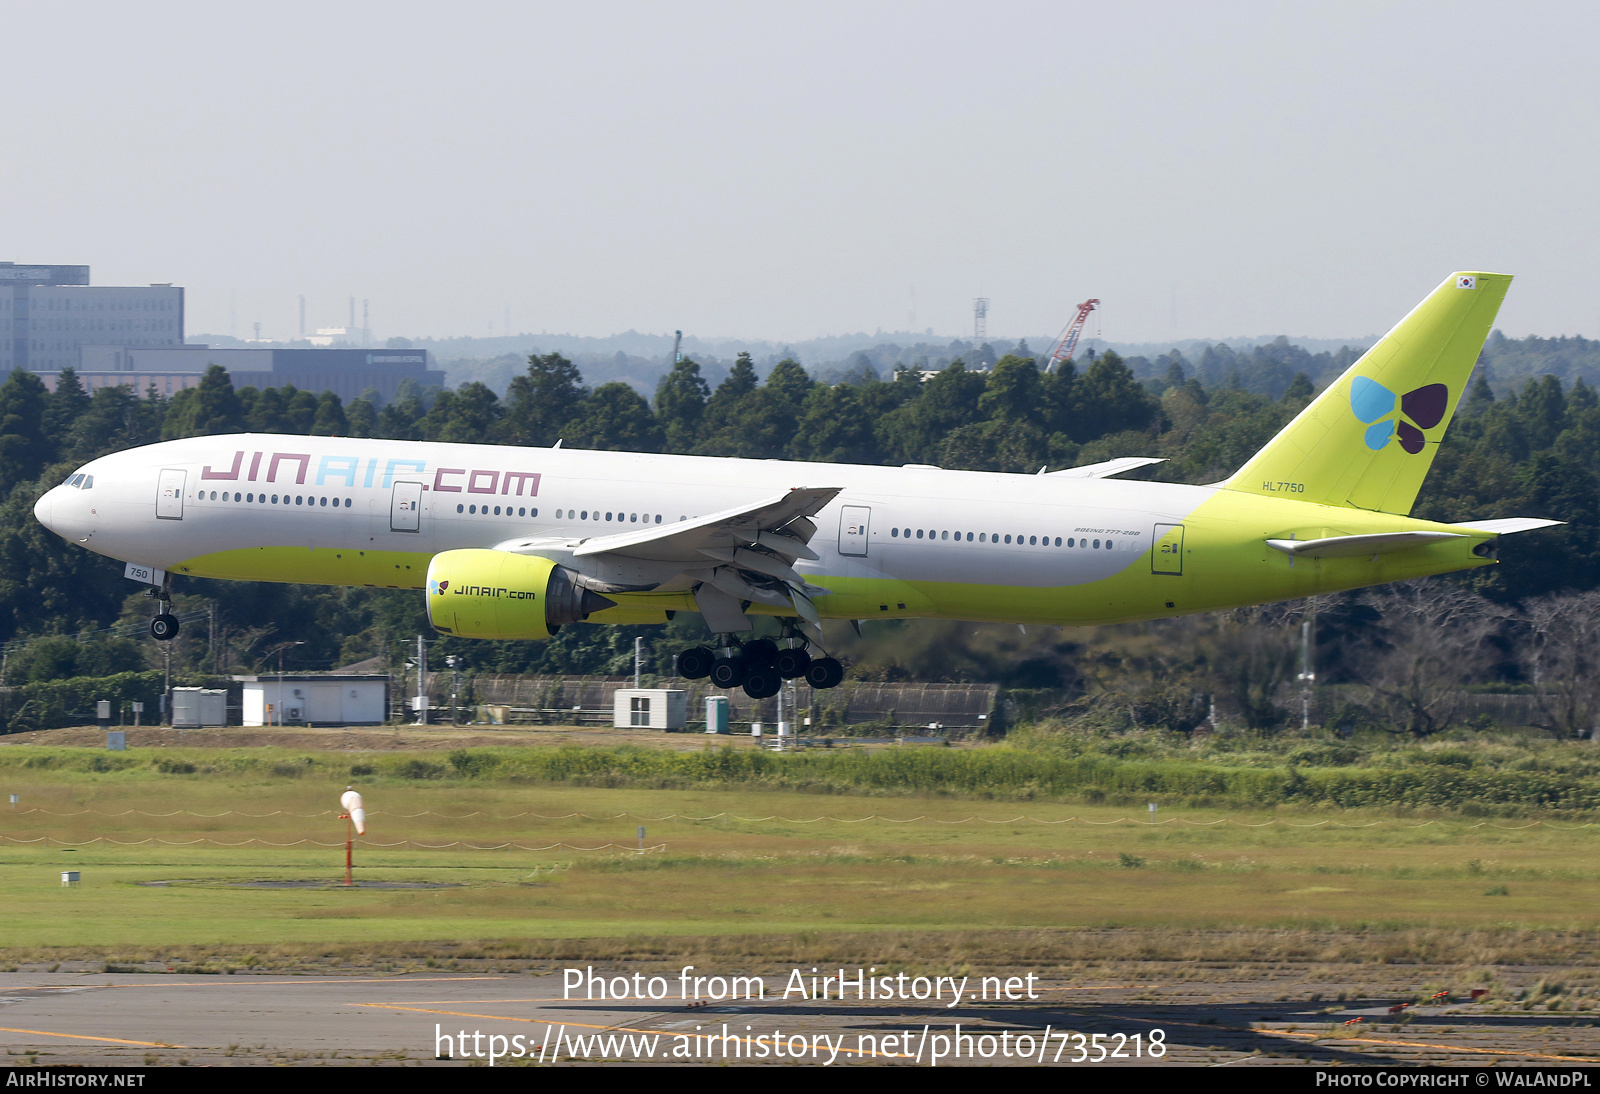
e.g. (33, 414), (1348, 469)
(67, 474), (84, 487)
(81, 476), (93, 490)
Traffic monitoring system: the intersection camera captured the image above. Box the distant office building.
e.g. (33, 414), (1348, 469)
(7, 262), (443, 404)
(68, 345), (444, 404)
(0, 262), (183, 374)
(308, 327), (363, 347)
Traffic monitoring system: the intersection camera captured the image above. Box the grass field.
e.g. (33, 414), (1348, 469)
(3, 741), (1599, 967)
(6, 734), (1600, 1068)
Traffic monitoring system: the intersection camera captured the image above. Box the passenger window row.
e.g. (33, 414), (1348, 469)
(456, 504), (538, 517)
(554, 509), (664, 524)
(890, 527), (1115, 549)
(189, 490), (557, 519)
(191, 489), (558, 518)
(200, 491), (354, 508)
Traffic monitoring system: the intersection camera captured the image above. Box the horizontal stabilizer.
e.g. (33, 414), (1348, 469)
(1450, 517), (1565, 535)
(1049, 456), (1167, 479)
(1266, 531), (1466, 558)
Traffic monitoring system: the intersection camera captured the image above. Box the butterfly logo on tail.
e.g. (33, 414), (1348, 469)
(1350, 377), (1449, 454)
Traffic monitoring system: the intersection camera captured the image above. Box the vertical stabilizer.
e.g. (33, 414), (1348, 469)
(1224, 272), (1510, 514)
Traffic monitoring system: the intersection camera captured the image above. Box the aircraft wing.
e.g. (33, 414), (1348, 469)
(566, 486), (840, 563)
(490, 487), (839, 630)
(554, 486), (841, 631)
(1047, 456), (1167, 478)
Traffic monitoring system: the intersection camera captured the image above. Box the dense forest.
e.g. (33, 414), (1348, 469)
(429, 329), (1600, 409)
(2, 339), (1597, 737)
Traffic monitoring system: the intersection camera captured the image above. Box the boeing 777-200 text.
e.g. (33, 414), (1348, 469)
(33, 272), (1559, 699)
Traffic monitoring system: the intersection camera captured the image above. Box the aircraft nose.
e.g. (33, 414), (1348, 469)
(33, 489), (55, 534)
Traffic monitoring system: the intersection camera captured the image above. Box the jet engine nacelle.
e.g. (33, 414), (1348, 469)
(425, 549), (614, 640)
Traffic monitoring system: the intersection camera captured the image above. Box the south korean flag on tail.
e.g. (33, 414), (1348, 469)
(1456, 275), (1477, 290)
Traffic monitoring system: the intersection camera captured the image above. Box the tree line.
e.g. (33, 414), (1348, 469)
(0, 345), (1594, 736)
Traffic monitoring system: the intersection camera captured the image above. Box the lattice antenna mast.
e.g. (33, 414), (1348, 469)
(1045, 298), (1100, 373)
(973, 297), (989, 342)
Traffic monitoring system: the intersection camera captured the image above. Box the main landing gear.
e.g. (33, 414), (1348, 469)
(146, 584), (180, 642)
(675, 631), (844, 700)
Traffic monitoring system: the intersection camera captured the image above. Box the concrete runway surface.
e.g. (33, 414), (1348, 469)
(0, 969), (1597, 1067)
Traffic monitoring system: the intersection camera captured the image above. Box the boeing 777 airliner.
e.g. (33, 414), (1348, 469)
(33, 272), (1558, 700)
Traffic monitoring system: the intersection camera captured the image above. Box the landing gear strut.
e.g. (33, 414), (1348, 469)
(146, 584), (179, 642)
(675, 626), (843, 698)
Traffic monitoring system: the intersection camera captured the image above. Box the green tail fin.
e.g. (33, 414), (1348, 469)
(1224, 271), (1510, 514)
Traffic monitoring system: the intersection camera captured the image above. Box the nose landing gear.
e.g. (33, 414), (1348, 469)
(145, 583), (180, 642)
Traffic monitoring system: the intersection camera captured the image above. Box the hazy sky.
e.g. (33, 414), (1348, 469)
(7, 2), (1597, 345)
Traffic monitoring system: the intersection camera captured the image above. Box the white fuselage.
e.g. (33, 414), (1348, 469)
(34, 432), (1493, 630)
(37, 434), (1207, 592)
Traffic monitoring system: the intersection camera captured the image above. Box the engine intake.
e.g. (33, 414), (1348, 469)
(425, 549), (614, 640)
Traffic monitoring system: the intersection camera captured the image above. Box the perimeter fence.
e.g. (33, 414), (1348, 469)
(457, 674), (998, 733)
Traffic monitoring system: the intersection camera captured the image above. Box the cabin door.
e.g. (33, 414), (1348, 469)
(156, 469), (186, 520)
(390, 481), (423, 532)
(839, 506), (871, 557)
(1152, 523), (1185, 575)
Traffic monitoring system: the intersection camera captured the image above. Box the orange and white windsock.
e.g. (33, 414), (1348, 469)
(340, 789), (366, 835)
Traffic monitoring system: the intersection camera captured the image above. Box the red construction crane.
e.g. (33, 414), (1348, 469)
(1045, 298), (1099, 372)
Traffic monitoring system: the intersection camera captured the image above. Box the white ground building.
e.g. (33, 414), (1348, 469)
(612, 689), (688, 730)
(235, 674), (389, 727)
